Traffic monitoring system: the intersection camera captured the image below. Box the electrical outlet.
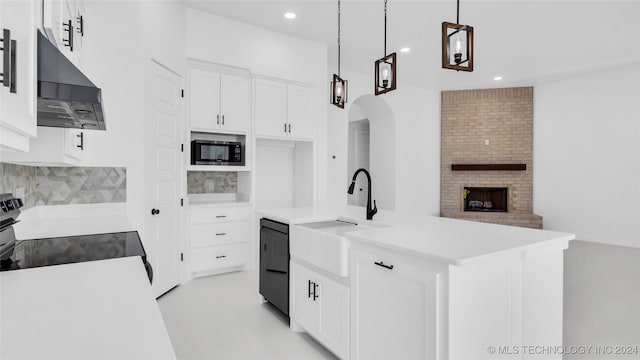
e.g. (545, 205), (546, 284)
(206, 181), (215, 191)
(14, 186), (25, 199)
(484, 139), (490, 145)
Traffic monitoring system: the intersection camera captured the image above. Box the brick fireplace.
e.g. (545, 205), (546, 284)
(440, 87), (543, 229)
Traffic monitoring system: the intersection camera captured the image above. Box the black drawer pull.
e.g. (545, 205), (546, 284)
(374, 261), (394, 270)
(215, 233), (226, 236)
(313, 283), (319, 301)
(62, 20), (74, 51)
(77, 132), (84, 150)
(76, 15), (84, 36)
(1, 29), (16, 93)
(308, 280), (313, 298)
(216, 255), (226, 259)
(216, 215), (227, 218)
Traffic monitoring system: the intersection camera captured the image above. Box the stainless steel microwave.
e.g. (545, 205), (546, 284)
(191, 140), (243, 166)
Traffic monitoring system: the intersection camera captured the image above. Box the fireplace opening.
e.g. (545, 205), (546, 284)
(463, 187), (508, 212)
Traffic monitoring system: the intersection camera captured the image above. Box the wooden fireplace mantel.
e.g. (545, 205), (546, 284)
(451, 164), (527, 171)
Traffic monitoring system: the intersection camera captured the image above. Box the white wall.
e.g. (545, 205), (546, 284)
(534, 64), (640, 353)
(326, 68), (440, 215)
(80, 1), (146, 237)
(185, 9), (328, 206)
(534, 64), (640, 247)
(80, 1), (187, 243)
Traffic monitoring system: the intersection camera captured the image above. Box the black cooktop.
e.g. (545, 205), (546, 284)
(0, 231), (147, 272)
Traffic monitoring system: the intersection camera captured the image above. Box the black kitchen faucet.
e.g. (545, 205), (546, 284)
(347, 168), (378, 220)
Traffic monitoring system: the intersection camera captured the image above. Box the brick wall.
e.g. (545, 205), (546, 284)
(440, 87), (542, 228)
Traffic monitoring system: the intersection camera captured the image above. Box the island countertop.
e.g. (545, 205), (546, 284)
(0, 257), (176, 360)
(256, 206), (575, 266)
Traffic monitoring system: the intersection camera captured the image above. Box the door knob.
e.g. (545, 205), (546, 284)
(151, 208), (160, 215)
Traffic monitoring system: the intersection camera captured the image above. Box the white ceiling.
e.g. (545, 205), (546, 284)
(183, 0), (640, 90)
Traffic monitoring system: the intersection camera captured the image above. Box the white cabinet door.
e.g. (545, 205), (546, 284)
(316, 273), (349, 360)
(351, 248), (439, 360)
(43, 0), (76, 65)
(290, 261), (318, 330)
(64, 128), (84, 161)
(0, 0), (38, 151)
(254, 79), (287, 138)
(291, 261), (349, 360)
(220, 74), (250, 133)
(287, 84), (315, 139)
(189, 67), (221, 131)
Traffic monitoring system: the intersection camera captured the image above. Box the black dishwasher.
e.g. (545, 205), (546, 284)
(259, 218), (290, 317)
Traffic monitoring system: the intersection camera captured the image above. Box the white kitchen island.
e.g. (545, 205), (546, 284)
(257, 206), (575, 360)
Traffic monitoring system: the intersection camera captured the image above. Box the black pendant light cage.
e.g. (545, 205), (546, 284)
(442, 0), (474, 72)
(375, 0), (396, 95)
(331, 0), (348, 108)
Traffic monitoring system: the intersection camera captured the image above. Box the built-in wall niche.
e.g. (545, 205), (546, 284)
(255, 138), (314, 210)
(463, 187), (508, 212)
(187, 171), (252, 204)
(188, 131), (249, 170)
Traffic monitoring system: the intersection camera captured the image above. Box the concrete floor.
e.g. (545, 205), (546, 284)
(157, 270), (338, 360)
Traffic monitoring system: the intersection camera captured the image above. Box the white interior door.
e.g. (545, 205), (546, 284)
(146, 61), (183, 298)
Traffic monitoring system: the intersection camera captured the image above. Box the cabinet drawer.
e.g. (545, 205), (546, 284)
(191, 221), (250, 248)
(190, 206), (251, 224)
(191, 243), (250, 273)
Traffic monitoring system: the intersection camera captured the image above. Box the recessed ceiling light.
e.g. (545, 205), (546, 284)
(400, 47), (411, 53)
(493, 76), (503, 81)
(284, 12), (296, 19)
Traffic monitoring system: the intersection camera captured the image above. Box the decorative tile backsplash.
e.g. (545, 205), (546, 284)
(0, 163), (37, 208)
(0, 163), (126, 209)
(187, 171), (237, 194)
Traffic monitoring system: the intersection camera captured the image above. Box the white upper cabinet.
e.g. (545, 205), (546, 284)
(189, 68), (221, 131)
(286, 84), (316, 139)
(188, 66), (250, 134)
(220, 74), (250, 133)
(43, 0), (83, 68)
(254, 78), (316, 140)
(254, 79), (287, 138)
(0, 0), (38, 152)
(2, 127), (84, 166)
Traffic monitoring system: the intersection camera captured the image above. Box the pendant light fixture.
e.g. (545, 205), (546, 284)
(442, 0), (474, 72)
(374, 0), (396, 95)
(331, 0), (348, 108)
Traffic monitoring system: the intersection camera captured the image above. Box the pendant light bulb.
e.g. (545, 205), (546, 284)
(454, 37), (463, 64)
(336, 82), (343, 102)
(382, 67), (389, 87)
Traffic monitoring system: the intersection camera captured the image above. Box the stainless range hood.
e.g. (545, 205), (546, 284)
(37, 30), (105, 130)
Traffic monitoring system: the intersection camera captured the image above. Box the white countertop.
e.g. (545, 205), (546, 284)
(257, 206), (575, 266)
(0, 256), (176, 360)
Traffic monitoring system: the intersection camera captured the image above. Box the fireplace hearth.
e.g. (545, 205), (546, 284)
(463, 187), (507, 212)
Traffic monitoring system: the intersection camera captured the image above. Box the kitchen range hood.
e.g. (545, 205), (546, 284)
(37, 30), (105, 130)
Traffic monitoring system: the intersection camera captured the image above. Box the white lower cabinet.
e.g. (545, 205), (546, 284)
(189, 204), (252, 276)
(351, 248), (439, 360)
(350, 242), (566, 360)
(291, 261), (349, 360)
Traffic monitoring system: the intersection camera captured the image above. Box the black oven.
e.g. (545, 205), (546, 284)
(191, 140), (243, 166)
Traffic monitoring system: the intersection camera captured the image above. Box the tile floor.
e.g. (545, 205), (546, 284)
(157, 270), (338, 360)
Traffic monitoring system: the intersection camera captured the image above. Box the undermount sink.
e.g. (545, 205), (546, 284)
(290, 219), (388, 277)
